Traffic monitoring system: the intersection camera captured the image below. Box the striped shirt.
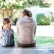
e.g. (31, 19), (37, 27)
(1, 29), (14, 46)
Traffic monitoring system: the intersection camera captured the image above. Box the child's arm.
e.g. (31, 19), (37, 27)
(11, 29), (14, 39)
(0, 31), (2, 40)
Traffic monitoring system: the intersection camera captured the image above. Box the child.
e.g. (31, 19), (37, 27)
(1, 18), (15, 47)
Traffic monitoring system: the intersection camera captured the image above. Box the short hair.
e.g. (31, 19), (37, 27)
(3, 18), (10, 24)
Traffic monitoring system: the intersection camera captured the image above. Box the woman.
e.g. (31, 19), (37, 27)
(1, 18), (15, 47)
(16, 9), (36, 48)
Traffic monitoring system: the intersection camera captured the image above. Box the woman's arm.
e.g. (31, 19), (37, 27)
(16, 21), (19, 36)
(34, 26), (36, 36)
(34, 21), (37, 36)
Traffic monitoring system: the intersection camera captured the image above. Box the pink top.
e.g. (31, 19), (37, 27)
(16, 16), (36, 44)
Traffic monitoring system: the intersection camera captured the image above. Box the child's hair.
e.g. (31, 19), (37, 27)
(2, 18), (11, 29)
(23, 9), (32, 17)
(3, 18), (10, 24)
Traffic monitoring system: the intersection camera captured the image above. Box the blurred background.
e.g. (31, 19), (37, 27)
(0, 0), (54, 46)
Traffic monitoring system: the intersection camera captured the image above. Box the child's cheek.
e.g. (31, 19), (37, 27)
(3, 25), (9, 30)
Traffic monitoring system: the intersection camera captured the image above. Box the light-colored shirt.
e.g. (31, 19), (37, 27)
(16, 16), (37, 44)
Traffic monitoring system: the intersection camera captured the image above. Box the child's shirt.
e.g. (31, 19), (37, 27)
(1, 28), (15, 46)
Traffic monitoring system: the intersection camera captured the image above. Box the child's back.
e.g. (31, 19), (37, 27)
(1, 18), (15, 47)
(2, 28), (15, 47)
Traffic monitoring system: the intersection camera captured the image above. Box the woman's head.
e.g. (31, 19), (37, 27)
(20, 9), (32, 18)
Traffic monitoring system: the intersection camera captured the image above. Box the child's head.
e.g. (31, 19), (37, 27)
(3, 18), (11, 29)
(3, 18), (10, 25)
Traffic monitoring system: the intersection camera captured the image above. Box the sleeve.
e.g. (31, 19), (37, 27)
(16, 20), (20, 36)
(10, 29), (14, 39)
(11, 29), (14, 34)
(1, 30), (8, 45)
(34, 21), (37, 36)
(2, 30), (7, 37)
(0, 31), (2, 39)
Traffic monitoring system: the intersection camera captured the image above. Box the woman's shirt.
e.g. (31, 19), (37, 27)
(16, 16), (37, 44)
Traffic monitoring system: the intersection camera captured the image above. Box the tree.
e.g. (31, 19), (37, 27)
(22, 0), (50, 8)
(0, 0), (24, 18)
(0, 0), (51, 19)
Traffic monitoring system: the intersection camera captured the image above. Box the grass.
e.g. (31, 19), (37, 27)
(14, 33), (54, 46)
(36, 36), (54, 45)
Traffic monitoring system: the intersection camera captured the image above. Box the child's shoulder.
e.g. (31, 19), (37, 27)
(10, 28), (14, 33)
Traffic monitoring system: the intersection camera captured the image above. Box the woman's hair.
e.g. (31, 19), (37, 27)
(3, 18), (10, 24)
(23, 9), (32, 17)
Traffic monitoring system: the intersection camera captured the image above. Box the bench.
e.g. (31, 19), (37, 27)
(0, 46), (54, 54)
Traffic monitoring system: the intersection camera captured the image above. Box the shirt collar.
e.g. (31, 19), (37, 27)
(23, 16), (28, 19)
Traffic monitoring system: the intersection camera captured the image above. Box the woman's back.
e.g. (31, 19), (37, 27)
(17, 16), (36, 44)
(17, 9), (36, 47)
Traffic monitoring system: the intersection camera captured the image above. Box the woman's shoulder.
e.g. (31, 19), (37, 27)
(16, 19), (22, 25)
(17, 19), (23, 23)
(32, 19), (37, 25)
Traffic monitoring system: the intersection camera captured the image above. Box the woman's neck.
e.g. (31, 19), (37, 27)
(23, 16), (28, 18)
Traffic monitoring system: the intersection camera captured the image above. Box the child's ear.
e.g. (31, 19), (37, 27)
(9, 23), (11, 28)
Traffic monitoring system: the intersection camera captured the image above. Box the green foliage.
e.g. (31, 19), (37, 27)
(22, 0), (50, 8)
(51, 13), (54, 22)
(12, 4), (23, 9)
(39, 0), (50, 7)
(0, 0), (51, 19)
(0, 0), (51, 9)
(13, 18), (18, 25)
(52, 16), (54, 22)
(37, 14), (50, 25)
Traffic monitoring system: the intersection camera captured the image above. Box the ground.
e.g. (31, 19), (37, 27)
(0, 46), (54, 54)
(0, 25), (54, 54)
